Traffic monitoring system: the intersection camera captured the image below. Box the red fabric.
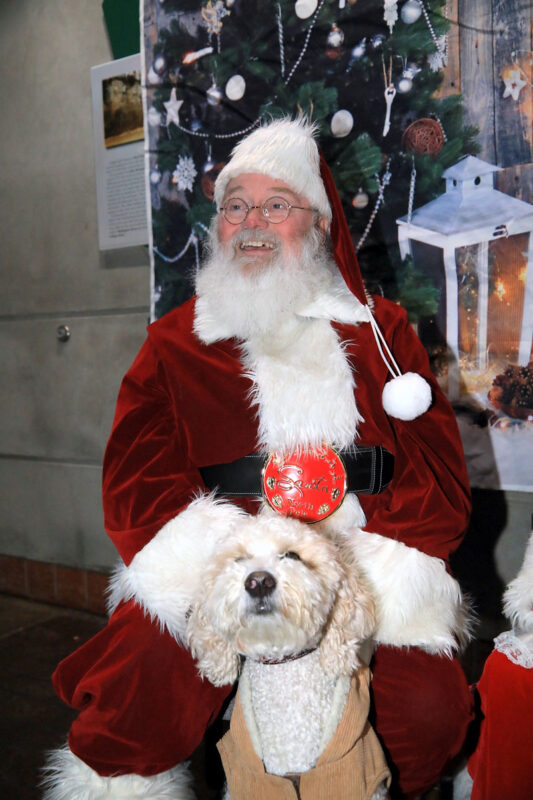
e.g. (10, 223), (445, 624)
(371, 646), (474, 800)
(319, 152), (368, 305)
(468, 649), (533, 800)
(103, 296), (470, 566)
(53, 600), (232, 776)
(54, 602), (472, 791)
(53, 151), (472, 790)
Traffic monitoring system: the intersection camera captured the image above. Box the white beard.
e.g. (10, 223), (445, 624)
(194, 221), (338, 343)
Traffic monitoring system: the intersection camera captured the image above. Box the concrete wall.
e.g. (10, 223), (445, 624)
(0, 0), (149, 572)
(0, 1), (530, 601)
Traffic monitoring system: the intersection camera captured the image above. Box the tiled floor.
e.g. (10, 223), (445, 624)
(0, 594), (105, 799)
(0, 594), (223, 800)
(0, 591), (497, 800)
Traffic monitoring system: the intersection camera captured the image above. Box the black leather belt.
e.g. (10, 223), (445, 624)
(199, 445), (394, 497)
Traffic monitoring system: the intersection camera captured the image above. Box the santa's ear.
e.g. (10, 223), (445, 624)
(320, 565), (375, 677)
(187, 605), (241, 686)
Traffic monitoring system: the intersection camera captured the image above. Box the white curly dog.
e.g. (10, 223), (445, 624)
(187, 513), (391, 800)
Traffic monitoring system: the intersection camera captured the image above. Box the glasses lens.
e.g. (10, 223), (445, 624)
(223, 198), (248, 224)
(263, 197), (290, 223)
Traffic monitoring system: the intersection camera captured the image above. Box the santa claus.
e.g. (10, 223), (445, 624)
(44, 118), (474, 799)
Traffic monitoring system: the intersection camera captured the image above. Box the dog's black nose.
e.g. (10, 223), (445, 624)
(245, 571), (277, 598)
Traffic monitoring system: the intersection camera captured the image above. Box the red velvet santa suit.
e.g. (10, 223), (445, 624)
(51, 138), (473, 799)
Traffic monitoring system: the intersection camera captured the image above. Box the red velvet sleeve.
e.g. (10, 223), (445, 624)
(102, 336), (203, 565)
(360, 305), (471, 565)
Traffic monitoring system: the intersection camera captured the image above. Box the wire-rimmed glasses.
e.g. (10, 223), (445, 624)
(219, 196), (315, 225)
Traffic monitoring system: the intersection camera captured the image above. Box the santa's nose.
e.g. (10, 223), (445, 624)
(244, 206), (268, 228)
(245, 570), (277, 598)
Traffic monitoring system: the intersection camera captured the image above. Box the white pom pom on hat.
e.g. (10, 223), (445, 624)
(382, 372), (432, 421)
(366, 310), (432, 420)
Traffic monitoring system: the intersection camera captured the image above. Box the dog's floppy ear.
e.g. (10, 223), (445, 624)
(319, 562), (375, 677)
(187, 604), (241, 686)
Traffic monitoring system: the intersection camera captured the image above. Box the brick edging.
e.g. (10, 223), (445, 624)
(0, 554), (110, 615)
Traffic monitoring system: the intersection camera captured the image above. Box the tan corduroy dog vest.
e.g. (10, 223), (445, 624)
(217, 666), (390, 800)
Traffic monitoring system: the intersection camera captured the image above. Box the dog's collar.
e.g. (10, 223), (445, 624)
(254, 647), (317, 665)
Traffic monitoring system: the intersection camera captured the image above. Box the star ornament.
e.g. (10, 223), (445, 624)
(502, 68), (527, 101)
(164, 88), (184, 128)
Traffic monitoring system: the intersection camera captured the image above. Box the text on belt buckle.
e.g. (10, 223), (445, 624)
(262, 446), (347, 523)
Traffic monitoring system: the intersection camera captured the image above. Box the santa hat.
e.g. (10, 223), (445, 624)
(214, 117), (431, 420)
(214, 118), (332, 222)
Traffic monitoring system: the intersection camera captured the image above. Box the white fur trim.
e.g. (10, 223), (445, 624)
(344, 529), (470, 654)
(41, 745), (194, 799)
(382, 372), (432, 421)
(107, 494), (248, 643)
(503, 531), (533, 633)
(214, 118), (332, 221)
(241, 317), (362, 452)
(296, 278), (369, 325)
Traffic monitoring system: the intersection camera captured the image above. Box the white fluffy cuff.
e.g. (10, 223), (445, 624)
(107, 494), (248, 643)
(41, 745), (194, 800)
(344, 529), (471, 655)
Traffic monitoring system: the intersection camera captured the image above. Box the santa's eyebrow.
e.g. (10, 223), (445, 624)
(268, 187), (300, 200)
(223, 185), (301, 201)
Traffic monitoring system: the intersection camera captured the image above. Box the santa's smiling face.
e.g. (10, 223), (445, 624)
(217, 173), (329, 272)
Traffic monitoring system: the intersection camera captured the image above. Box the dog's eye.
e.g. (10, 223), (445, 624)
(281, 551), (301, 561)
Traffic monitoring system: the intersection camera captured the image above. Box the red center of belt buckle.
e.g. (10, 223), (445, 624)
(262, 446), (347, 523)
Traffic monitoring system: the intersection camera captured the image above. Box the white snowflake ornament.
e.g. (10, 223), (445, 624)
(201, 0), (230, 36)
(172, 156), (197, 193)
(502, 68), (527, 101)
(428, 36), (447, 72)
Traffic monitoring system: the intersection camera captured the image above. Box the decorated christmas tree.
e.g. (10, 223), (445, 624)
(144, 0), (479, 319)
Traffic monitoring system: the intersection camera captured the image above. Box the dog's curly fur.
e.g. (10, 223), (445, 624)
(187, 513), (389, 798)
(187, 513), (375, 685)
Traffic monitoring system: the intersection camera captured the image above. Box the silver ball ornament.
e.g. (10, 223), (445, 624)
(225, 74), (246, 101)
(397, 74), (413, 93)
(295, 0), (318, 19)
(147, 107), (162, 127)
(147, 66), (162, 85)
(352, 190), (369, 210)
(206, 82), (223, 106)
(327, 24), (344, 49)
(150, 169), (162, 185)
(153, 55), (167, 75)
(401, 0), (422, 24)
(330, 109), (354, 138)
(351, 39), (366, 60)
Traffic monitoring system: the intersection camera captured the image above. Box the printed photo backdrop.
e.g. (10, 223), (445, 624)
(142, 0), (533, 491)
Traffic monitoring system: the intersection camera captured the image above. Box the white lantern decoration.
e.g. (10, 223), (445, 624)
(397, 155), (533, 401)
